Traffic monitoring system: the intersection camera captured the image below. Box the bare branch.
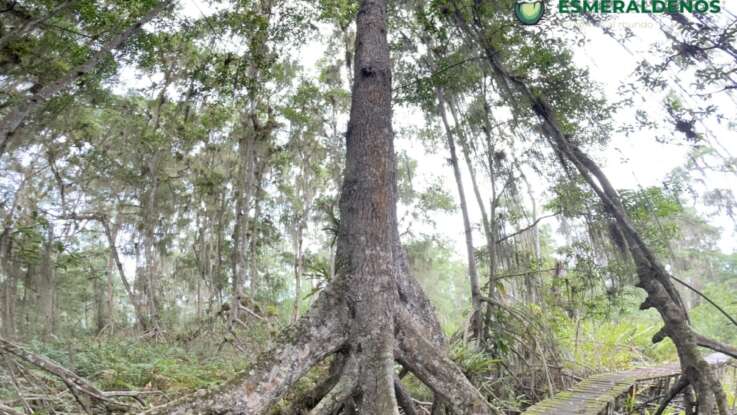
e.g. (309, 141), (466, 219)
(496, 213), (558, 245)
(694, 334), (737, 360)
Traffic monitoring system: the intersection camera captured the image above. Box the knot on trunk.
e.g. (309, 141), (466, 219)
(360, 65), (376, 77)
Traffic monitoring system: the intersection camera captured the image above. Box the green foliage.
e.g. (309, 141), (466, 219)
(318, 0), (359, 29)
(450, 341), (500, 378)
(554, 307), (677, 372)
(406, 238), (470, 334)
(690, 280), (737, 347)
(26, 336), (250, 392)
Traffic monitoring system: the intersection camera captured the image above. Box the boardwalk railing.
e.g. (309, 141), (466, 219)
(522, 353), (733, 415)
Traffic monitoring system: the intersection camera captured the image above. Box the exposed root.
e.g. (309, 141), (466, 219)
(284, 354), (346, 414)
(140, 289), (348, 414)
(654, 376), (689, 415)
(396, 309), (490, 414)
(394, 378), (418, 415)
(309, 354), (358, 415)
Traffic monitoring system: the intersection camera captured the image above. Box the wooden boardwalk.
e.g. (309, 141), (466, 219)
(523, 353), (732, 415)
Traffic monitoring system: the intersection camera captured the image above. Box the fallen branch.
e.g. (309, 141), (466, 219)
(0, 402), (25, 415)
(0, 336), (131, 412)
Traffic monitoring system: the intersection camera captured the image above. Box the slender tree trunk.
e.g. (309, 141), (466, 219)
(436, 87), (483, 340)
(38, 226), (55, 339)
(101, 218), (148, 331)
(292, 224), (304, 322)
(476, 100), (502, 339)
(94, 268), (106, 334)
(231, 132), (255, 325)
(105, 249), (115, 330)
(0, 228), (16, 338)
(0, 0), (171, 156)
(250, 180), (262, 298)
(514, 166), (541, 304)
(142, 157), (162, 331)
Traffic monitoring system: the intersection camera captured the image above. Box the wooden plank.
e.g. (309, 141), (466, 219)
(522, 353), (731, 415)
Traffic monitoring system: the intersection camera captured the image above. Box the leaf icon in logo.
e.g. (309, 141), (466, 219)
(515, 0), (544, 25)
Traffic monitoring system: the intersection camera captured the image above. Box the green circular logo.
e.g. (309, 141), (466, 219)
(515, 0), (545, 25)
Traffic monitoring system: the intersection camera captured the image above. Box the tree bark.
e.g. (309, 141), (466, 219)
(333, 1), (400, 410)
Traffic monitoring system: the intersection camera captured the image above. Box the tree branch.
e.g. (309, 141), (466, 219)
(496, 213), (558, 245)
(0, 336), (131, 412)
(694, 334), (737, 360)
(669, 273), (737, 329)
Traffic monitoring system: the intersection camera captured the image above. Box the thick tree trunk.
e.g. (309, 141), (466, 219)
(144, 1), (491, 413)
(0, 1), (171, 156)
(333, 1), (401, 410)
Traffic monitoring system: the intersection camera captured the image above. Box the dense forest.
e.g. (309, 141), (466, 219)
(1, 0), (736, 414)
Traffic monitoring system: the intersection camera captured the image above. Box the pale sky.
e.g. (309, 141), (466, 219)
(166, 0), (737, 270)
